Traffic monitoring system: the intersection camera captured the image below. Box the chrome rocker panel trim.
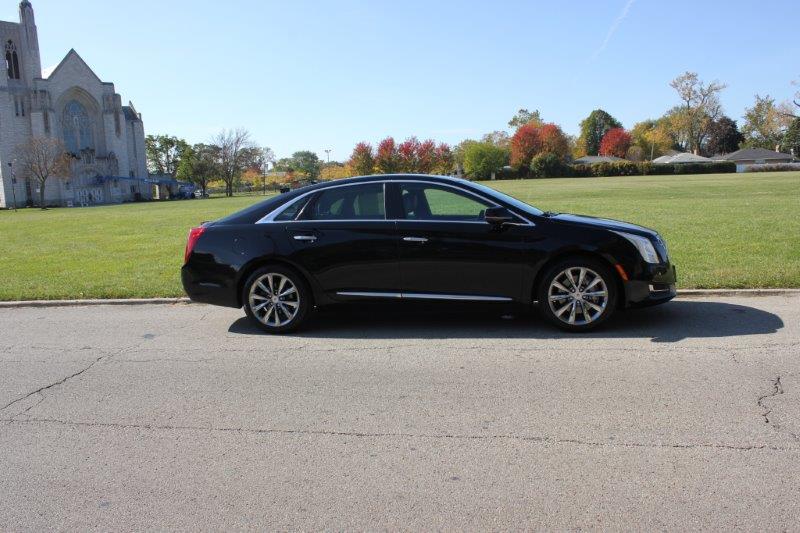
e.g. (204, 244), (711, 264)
(336, 291), (512, 302)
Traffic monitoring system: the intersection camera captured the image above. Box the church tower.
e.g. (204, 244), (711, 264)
(18, 0), (42, 83)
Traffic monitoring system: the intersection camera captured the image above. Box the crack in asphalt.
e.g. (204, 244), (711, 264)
(1, 417), (796, 452)
(757, 376), (784, 425)
(756, 375), (798, 442)
(0, 345), (134, 417)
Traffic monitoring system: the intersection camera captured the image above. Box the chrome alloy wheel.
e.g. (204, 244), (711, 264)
(547, 267), (609, 326)
(248, 273), (300, 327)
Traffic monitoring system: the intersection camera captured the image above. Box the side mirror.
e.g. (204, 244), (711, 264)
(484, 206), (514, 225)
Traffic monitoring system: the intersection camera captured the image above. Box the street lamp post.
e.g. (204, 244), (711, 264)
(7, 161), (18, 212)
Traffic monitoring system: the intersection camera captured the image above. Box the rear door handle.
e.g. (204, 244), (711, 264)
(402, 237), (428, 243)
(293, 235), (317, 242)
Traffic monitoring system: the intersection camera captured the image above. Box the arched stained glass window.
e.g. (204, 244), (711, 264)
(62, 100), (94, 154)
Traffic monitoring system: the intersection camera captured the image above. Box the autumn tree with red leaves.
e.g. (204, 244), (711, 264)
(374, 137), (400, 174)
(349, 142), (374, 175)
(510, 123), (542, 169)
(511, 122), (570, 169)
(538, 123), (570, 158)
(599, 127), (632, 158)
(432, 142), (454, 174)
(397, 137), (421, 173)
(416, 139), (437, 174)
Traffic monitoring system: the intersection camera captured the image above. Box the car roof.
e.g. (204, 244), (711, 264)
(294, 174), (471, 194)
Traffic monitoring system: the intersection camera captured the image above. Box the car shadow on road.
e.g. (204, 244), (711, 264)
(227, 299), (783, 343)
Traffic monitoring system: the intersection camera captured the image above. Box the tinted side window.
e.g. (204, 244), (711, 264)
(273, 195), (309, 221)
(399, 183), (492, 221)
(309, 183), (385, 220)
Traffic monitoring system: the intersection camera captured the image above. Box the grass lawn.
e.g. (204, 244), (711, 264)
(1, 171), (798, 300)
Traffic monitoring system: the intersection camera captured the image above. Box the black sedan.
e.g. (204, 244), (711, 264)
(182, 174), (676, 333)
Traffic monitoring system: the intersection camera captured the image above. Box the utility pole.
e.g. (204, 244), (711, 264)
(7, 161), (18, 212)
(324, 149), (331, 163)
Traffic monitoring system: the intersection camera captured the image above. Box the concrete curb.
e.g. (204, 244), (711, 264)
(678, 289), (800, 298)
(0, 298), (191, 309)
(0, 290), (798, 309)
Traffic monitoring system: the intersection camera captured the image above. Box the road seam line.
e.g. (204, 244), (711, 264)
(2, 417), (796, 452)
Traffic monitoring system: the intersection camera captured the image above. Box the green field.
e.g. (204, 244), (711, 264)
(1, 172), (799, 300)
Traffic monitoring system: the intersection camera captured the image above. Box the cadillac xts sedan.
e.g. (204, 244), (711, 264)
(182, 174), (676, 333)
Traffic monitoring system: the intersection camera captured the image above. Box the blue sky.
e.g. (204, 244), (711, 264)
(4, 0), (798, 161)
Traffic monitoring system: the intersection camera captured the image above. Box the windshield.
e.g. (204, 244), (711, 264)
(468, 181), (544, 217)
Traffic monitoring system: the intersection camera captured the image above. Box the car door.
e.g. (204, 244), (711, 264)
(389, 181), (527, 301)
(283, 182), (399, 299)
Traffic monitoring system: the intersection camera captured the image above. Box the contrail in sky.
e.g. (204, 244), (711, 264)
(591, 0), (637, 60)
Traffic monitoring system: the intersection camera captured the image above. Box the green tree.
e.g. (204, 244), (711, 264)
(145, 134), (189, 177)
(705, 116), (744, 155)
(508, 109), (543, 130)
(782, 117), (800, 156)
(290, 151), (322, 179)
(177, 143), (219, 197)
(577, 109), (622, 156)
(741, 95), (793, 150)
(462, 141), (507, 180)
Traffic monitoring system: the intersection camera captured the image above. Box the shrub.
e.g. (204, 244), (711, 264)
(669, 161), (736, 174)
(530, 153), (571, 178)
(495, 166), (521, 180)
(647, 163), (676, 175)
(567, 160), (736, 178)
(743, 163), (800, 173)
(588, 161), (639, 177)
(570, 164), (593, 178)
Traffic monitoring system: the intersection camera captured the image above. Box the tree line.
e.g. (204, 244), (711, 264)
(147, 71), (800, 193)
(441, 71), (800, 180)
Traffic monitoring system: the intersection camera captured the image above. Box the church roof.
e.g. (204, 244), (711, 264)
(44, 48), (108, 85)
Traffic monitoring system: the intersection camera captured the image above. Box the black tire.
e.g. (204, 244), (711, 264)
(242, 265), (311, 334)
(536, 256), (618, 332)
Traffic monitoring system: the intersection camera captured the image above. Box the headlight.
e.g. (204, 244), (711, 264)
(613, 231), (660, 264)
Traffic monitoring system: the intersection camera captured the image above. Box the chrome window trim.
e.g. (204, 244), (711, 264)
(336, 291), (512, 302)
(256, 178), (535, 226)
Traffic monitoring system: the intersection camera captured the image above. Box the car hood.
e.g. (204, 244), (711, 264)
(549, 213), (658, 238)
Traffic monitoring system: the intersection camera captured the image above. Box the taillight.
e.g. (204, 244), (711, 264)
(184, 226), (206, 264)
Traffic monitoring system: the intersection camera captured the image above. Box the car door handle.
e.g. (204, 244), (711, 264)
(402, 237), (428, 243)
(293, 235), (317, 242)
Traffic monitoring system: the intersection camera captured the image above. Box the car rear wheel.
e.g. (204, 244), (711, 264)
(537, 257), (618, 332)
(243, 266), (310, 333)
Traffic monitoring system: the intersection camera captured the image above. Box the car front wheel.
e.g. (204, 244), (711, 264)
(243, 266), (310, 333)
(537, 257), (618, 332)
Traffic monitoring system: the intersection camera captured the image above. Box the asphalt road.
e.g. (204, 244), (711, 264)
(1, 295), (799, 530)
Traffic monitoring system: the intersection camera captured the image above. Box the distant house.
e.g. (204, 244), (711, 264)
(573, 155), (625, 164)
(652, 153), (712, 164)
(716, 148), (795, 169)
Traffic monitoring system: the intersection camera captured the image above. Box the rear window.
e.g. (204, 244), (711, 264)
(214, 191), (305, 225)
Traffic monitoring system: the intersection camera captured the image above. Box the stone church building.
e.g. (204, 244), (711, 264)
(0, 1), (150, 208)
